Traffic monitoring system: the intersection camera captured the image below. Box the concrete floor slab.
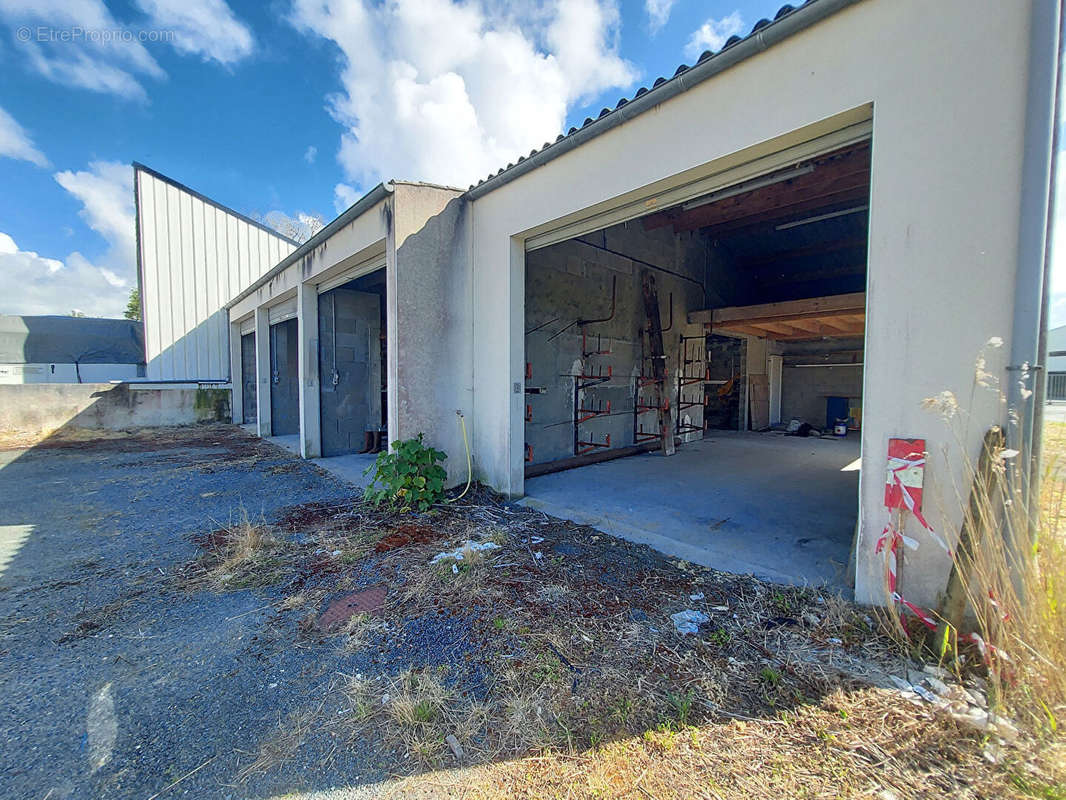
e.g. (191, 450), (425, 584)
(268, 434), (300, 455)
(521, 431), (859, 591)
(312, 451), (379, 488)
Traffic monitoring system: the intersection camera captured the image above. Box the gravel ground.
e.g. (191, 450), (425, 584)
(0, 426), (386, 800)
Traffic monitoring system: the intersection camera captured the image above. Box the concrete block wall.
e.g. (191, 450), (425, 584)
(774, 337), (864, 429)
(524, 222), (704, 465)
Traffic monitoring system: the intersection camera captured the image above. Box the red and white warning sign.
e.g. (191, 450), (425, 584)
(884, 437), (925, 514)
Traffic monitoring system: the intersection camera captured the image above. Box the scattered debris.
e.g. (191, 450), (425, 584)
(430, 541), (501, 563)
(671, 609), (709, 635)
(690, 592), (705, 601)
(445, 733), (465, 761)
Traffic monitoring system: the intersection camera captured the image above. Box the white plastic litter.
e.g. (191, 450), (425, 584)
(451, 563), (459, 574)
(534, 551), (543, 560)
(530, 536), (545, 544)
(689, 592), (705, 601)
(671, 609), (709, 635)
(431, 541), (501, 563)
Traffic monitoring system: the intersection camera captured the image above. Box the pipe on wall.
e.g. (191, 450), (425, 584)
(1009, 0), (1062, 506)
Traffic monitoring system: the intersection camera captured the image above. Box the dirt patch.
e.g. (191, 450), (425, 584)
(374, 523), (443, 552)
(179, 483), (1062, 797)
(275, 500), (355, 532)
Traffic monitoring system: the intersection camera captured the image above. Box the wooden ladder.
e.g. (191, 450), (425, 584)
(639, 269), (676, 456)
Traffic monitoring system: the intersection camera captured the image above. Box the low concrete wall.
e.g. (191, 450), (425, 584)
(0, 383), (232, 437)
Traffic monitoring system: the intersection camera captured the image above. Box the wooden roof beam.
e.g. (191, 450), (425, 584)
(689, 291), (865, 326)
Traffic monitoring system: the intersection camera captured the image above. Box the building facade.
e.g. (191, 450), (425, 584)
(137, 0), (1061, 608)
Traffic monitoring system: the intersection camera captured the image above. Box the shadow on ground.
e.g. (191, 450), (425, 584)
(0, 425), (1035, 800)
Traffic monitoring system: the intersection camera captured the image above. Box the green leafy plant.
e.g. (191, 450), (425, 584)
(363, 434), (447, 512)
(666, 689), (695, 729)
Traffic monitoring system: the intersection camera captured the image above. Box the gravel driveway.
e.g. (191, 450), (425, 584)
(0, 426), (383, 800)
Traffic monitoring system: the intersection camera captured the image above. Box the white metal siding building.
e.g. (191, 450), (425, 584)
(134, 164), (298, 382)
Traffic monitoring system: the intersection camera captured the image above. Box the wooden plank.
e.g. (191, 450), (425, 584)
(689, 292), (865, 326)
(674, 170), (870, 233)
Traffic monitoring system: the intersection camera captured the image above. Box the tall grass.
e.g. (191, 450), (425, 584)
(912, 341), (1066, 733)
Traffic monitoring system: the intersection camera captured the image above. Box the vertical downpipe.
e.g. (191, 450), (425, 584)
(1009, 0), (1061, 522)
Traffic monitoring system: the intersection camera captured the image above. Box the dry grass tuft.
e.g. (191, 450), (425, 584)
(181, 506), (282, 590)
(388, 686), (1066, 799)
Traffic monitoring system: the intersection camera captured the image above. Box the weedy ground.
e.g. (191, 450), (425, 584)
(174, 430), (1066, 798)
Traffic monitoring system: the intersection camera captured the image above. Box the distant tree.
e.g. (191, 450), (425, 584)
(259, 211), (325, 244)
(124, 287), (141, 321)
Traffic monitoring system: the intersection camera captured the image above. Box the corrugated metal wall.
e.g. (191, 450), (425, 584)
(135, 166), (297, 381)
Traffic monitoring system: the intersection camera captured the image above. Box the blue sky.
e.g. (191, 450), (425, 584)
(0, 0), (1062, 326)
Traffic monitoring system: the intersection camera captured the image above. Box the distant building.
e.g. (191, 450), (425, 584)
(1048, 325), (1066, 402)
(0, 315), (145, 384)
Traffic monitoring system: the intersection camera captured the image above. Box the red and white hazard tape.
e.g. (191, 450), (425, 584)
(968, 631), (1011, 665)
(886, 454), (952, 554)
(876, 524), (937, 631)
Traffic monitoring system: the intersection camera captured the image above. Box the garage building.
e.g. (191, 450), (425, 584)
(136, 0), (1061, 610)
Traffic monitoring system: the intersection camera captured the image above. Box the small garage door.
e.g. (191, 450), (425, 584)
(318, 288), (381, 456)
(269, 318), (299, 436)
(240, 332), (257, 424)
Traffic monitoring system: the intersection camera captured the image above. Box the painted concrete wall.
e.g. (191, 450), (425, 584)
(389, 183), (470, 485)
(0, 363), (142, 384)
(0, 383), (230, 438)
(226, 183), (472, 484)
(136, 167), (296, 381)
(524, 221), (704, 464)
(227, 199), (389, 323)
(466, 0), (1037, 608)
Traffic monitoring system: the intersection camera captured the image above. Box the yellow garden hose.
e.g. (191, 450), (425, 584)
(450, 410), (472, 502)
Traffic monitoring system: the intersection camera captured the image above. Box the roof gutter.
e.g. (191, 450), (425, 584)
(226, 182), (393, 309)
(1013, 0), (1063, 520)
(465, 0), (863, 201)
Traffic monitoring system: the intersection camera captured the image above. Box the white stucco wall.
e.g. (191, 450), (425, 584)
(465, 0), (1039, 607)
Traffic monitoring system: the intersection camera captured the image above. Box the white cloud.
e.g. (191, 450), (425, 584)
(54, 160), (136, 275)
(0, 160), (134, 316)
(0, 0), (165, 100)
(644, 0), (676, 33)
(333, 182), (359, 213)
(0, 0), (253, 99)
(134, 0), (254, 64)
(304, 144), (317, 164)
(684, 10), (745, 60)
(0, 231), (129, 317)
(0, 105), (49, 167)
(289, 0), (636, 190)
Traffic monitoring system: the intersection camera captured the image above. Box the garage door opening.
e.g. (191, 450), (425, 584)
(316, 268), (387, 469)
(521, 141), (869, 590)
